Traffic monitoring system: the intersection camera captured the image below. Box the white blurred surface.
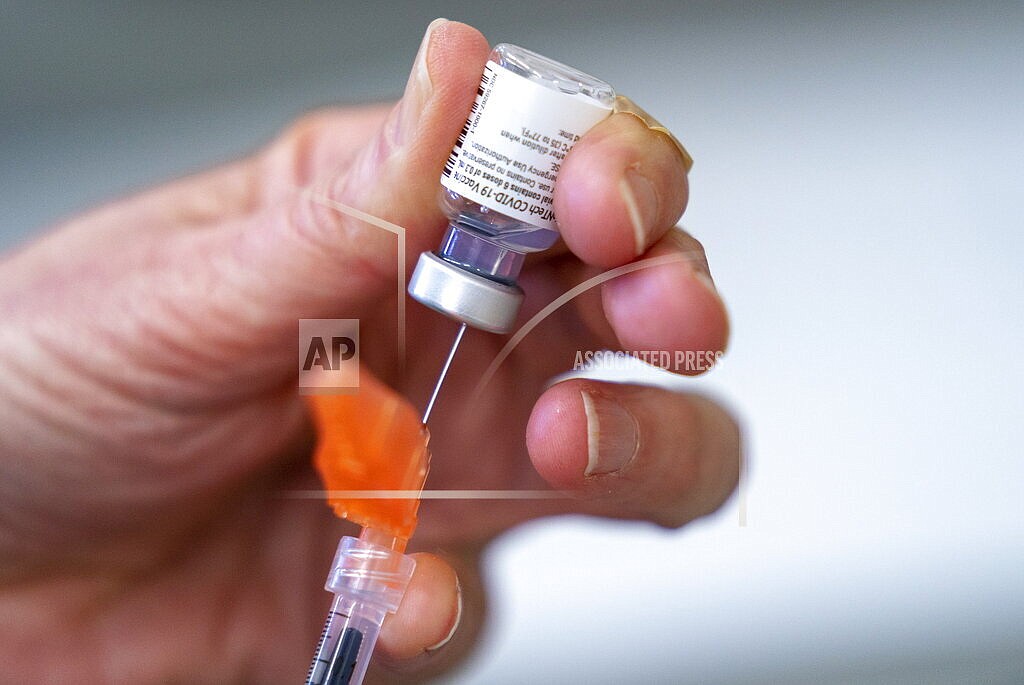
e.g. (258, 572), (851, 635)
(2, 2), (1022, 682)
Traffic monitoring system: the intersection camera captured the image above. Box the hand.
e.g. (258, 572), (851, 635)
(0, 19), (739, 684)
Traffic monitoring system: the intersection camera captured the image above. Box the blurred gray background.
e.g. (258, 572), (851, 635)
(3, 1), (1022, 683)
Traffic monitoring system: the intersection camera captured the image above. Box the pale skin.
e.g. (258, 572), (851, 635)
(0, 20), (739, 684)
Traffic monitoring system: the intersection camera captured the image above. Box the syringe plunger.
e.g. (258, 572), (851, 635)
(305, 535), (416, 685)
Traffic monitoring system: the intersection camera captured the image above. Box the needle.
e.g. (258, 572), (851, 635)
(422, 323), (467, 424)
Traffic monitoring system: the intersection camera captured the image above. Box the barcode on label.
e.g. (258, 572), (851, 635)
(442, 65), (495, 178)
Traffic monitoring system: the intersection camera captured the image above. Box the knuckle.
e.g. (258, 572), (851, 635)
(264, 109), (340, 189)
(277, 108), (343, 147)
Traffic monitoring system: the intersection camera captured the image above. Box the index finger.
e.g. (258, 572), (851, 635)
(554, 111), (691, 267)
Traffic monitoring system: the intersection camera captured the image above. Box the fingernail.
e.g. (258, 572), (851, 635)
(619, 168), (659, 256)
(425, 575), (462, 653)
(581, 390), (640, 476)
(391, 18), (445, 147)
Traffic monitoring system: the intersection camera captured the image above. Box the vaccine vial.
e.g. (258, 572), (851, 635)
(408, 43), (616, 333)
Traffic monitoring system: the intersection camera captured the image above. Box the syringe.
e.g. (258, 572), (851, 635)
(305, 359), (434, 685)
(305, 529), (415, 685)
(305, 318), (468, 684)
(305, 320), (467, 684)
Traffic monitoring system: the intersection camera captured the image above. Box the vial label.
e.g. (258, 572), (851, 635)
(441, 62), (613, 231)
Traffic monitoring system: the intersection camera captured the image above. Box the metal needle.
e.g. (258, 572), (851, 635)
(422, 323), (467, 425)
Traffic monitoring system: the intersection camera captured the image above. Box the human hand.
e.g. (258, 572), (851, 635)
(0, 19), (738, 683)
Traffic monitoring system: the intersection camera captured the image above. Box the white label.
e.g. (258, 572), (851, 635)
(441, 62), (613, 231)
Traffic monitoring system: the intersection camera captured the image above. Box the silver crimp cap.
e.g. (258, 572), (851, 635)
(408, 252), (524, 334)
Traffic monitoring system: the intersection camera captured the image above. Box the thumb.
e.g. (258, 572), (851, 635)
(233, 20), (489, 327)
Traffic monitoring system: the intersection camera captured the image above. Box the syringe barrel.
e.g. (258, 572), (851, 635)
(306, 595), (386, 685)
(305, 536), (416, 685)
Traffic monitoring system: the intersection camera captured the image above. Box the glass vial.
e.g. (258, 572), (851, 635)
(408, 43), (615, 333)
